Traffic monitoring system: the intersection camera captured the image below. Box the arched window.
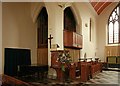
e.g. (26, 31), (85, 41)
(64, 7), (76, 32)
(108, 4), (120, 44)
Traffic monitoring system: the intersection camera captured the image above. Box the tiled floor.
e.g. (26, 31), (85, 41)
(18, 70), (120, 86)
(25, 78), (83, 86)
(0, 70), (120, 86)
(1, 70), (119, 86)
(85, 70), (120, 86)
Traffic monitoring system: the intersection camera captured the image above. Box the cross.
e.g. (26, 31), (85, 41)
(48, 34), (53, 48)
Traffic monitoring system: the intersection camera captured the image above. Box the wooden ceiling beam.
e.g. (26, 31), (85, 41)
(94, 2), (105, 11)
(90, 0), (113, 15)
(91, 2), (98, 7)
(97, 2), (112, 14)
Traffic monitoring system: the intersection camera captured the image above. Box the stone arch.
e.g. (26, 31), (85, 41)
(37, 7), (48, 48)
(31, 3), (49, 23)
(64, 5), (82, 34)
(36, 6), (48, 65)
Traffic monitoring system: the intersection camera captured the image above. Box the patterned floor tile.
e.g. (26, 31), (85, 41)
(17, 70), (120, 86)
(85, 71), (120, 85)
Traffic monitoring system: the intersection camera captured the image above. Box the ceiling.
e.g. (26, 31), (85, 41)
(90, 0), (113, 15)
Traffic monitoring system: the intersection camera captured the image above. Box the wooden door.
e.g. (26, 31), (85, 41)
(37, 7), (48, 65)
(37, 48), (48, 65)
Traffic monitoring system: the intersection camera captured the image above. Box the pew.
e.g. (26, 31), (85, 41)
(90, 61), (102, 78)
(0, 74), (31, 86)
(52, 60), (102, 82)
(80, 62), (91, 82)
(80, 60), (102, 82)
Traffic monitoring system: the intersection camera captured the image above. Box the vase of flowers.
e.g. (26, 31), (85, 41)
(57, 50), (72, 81)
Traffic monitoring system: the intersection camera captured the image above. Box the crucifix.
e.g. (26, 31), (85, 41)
(48, 34), (53, 48)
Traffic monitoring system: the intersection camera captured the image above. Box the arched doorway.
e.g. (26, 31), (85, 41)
(37, 7), (48, 65)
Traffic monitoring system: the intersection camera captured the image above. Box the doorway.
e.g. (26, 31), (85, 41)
(37, 7), (48, 65)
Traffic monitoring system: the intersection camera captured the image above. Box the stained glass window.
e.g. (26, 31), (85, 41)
(108, 5), (119, 44)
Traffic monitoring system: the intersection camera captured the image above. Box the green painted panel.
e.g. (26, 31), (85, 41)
(117, 58), (120, 64)
(108, 57), (116, 64)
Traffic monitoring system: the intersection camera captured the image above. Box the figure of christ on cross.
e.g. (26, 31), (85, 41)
(48, 34), (53, 48)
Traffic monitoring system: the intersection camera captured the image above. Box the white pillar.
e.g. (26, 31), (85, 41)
(45, 3), (64, 66)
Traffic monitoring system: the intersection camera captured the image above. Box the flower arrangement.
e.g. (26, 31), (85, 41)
(57, 50), (72, 71)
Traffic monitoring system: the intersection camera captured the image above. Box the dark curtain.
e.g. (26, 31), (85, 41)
(4, 48), (31, 76)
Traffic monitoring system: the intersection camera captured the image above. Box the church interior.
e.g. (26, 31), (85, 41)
(0, 1), (120, 86)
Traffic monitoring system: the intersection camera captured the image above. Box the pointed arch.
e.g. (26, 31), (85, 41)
(108, 3), (120, 44)
(64, 7), (76, 32)
(64, 6), (82, 34)
(37, 7), (48, 48)
(70, 5), (82, 34)
(37, 7), (48, 65)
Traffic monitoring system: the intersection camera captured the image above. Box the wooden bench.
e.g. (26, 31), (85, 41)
(80, 61), (102, 82)
(0, 74), (32, 86)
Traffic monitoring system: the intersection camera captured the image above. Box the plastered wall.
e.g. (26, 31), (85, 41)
(2, 2), (37, 73)
(97, 2), (118, 61)
(0, 2), (2, 74)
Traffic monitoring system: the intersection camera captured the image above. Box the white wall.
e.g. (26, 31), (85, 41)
(75, 2), (98, 58)
(31, 2), (64, 66)
(2, 2), (118, 75)
(2, 2), (37, 73)
(0, 2), (2, 74)
(31, 2), (98, 65)
(1, 2), (119, 75)
(30, 2), (45, 23)
(1, 2), (99, 75)
(97, 2), (118, 61)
